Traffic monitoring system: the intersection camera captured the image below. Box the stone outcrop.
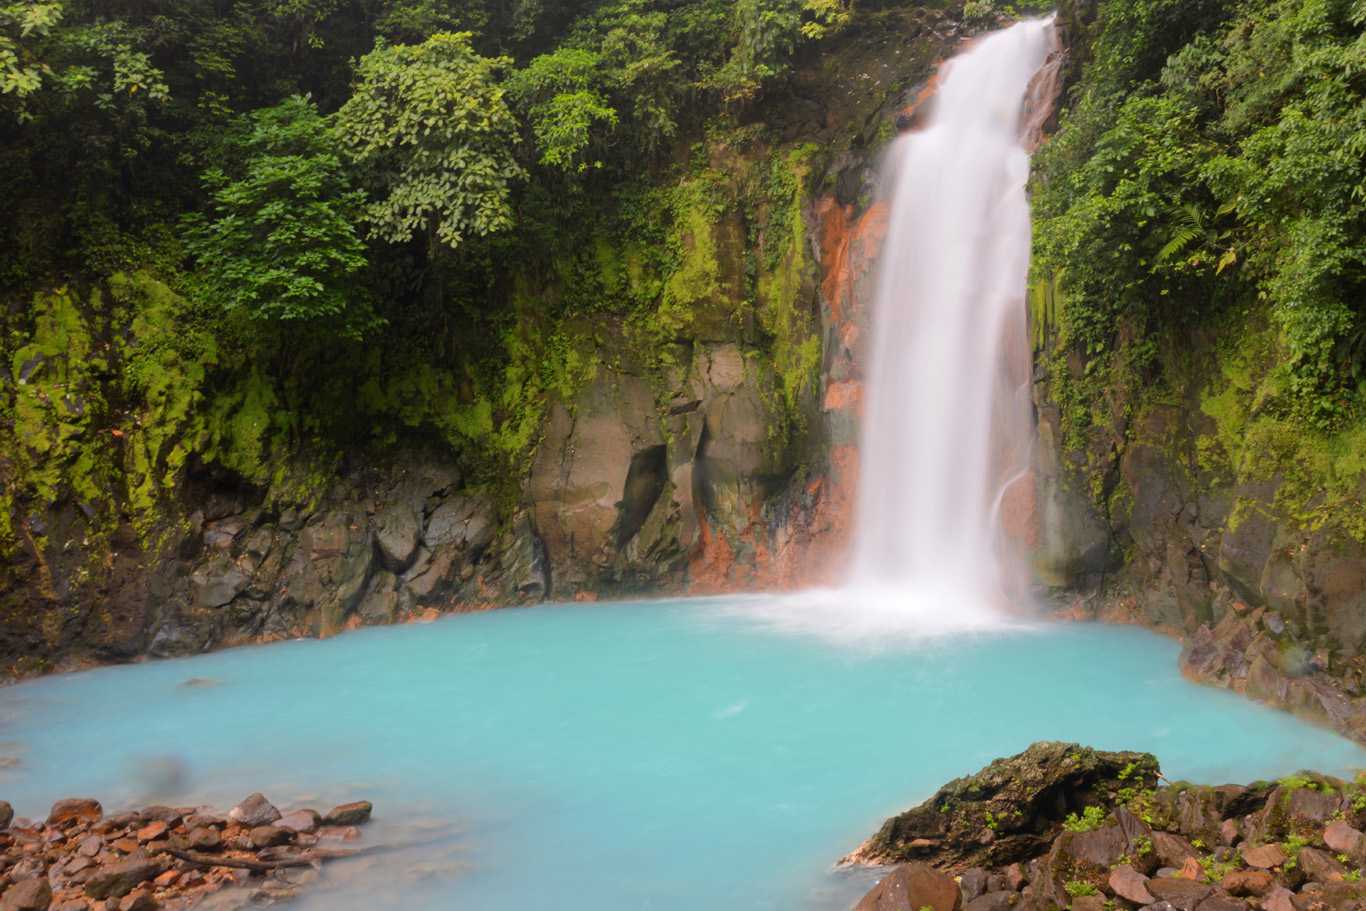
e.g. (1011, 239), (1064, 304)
(845, 742), (1160, 870)
(846, 745), (1366, 911)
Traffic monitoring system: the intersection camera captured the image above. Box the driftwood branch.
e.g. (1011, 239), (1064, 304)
(165, 836), (449, 874)
(164, 847), (320, 873)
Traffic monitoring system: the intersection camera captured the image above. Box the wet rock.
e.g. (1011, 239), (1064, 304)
(1110, 864), (1157, 904)
(1, 878), (51, 911)
(228, 794), (281, 828)
(83, 860), (165, 900)
(116, 894), (156, 911)
(846, 742), (1159, 868)
(373, 505), (421, 572)
(275, 810), (321, 834)
(1195, 895), (1247, 911)
(188, 554), (251, 610)
(1220, 870), (1274, 898)
(321, 802), (371, 827)
(854, 862), (962, 911)
(48, 800), (102, 828)
(248, 826), (293, 849)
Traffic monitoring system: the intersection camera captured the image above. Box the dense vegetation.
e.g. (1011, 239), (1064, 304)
(1034, 0), (1366, 536)
(0, 0), (921, 555)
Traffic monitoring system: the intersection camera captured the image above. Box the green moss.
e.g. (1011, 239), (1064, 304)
(1198, 316), (1366, 542)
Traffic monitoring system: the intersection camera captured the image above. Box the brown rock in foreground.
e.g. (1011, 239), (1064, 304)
(0, 792), (377, 911)
(844, 744), (1366, 911)
(845, 742), (1160, 869)
(322, 801), (372, 826)
(854, 862), (962, 911)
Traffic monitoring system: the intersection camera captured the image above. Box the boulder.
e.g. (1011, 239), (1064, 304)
(1145, 876), (1213, 911)
(0, 879), (51, 911)
(853, 862), (962, 911)
(958, 868), (987, 902)
(1109, 864), (1156, 904)
(322, 801), (372, 826)
(248, 825), (293, 848)
(1037, 808), (1157, 907)
(373, 505), (421, 572)
(1324, 819), (1365, 859)
(276, 810), (322, 833)
(1239, 844), (1285, 869)
(1220, 870), (1274, 898)
(134, 821), (167, 843)
(186, 827), (220, 852)
(1151, 832), (1202, 869)
(83, 859), (166, 900)
(0, 802), (12, 829)
(48, 799), (102, 827)
(228, 794), (281, 828)
(117, 894), (157, 911)
(188, 554), (251, 610)
(1295, 846), (1347, 883)
(845, 742), (1160, 869)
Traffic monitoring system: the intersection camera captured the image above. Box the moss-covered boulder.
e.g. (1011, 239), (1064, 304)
(844, 742), (1160, 870)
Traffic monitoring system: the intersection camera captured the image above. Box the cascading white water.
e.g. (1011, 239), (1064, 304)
(846, 18), (1057, 621)
(717, 19), (1058, 642)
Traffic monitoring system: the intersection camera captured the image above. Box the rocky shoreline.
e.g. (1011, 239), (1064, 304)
(0, 792), (377, 911)
(844, 742), (1366, 911)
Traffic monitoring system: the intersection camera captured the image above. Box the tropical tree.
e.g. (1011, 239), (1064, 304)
(335, 32), (525, 255)
(183, 95), (377, 339)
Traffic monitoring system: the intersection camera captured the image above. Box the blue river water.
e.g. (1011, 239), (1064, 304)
(1, 597), (1363, 910)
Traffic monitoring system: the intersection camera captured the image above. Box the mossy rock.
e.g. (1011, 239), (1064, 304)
(845, 741), (1160, 871)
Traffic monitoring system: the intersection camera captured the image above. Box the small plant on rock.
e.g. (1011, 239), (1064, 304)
(1063, 806), (1107, 832)
(1283, 833), (1309, 871)
(1064, 881), (1099, 897)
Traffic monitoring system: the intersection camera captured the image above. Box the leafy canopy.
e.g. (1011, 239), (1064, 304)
(335, 32), (526, 254)
(183, 95), (377, 340)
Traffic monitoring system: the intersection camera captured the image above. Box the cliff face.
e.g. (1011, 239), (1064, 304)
(1024, 0), (1366, 741)
(0, 8), (970, 675)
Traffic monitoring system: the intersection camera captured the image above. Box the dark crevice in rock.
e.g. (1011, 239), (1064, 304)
(614, 445), (668, 550)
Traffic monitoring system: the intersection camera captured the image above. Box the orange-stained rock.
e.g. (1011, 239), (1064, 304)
(135, 822), (167, 843)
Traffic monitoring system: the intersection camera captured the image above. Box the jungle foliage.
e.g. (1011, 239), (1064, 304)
(1035, 0), (1366, 429)
(0, 0), (952, 528)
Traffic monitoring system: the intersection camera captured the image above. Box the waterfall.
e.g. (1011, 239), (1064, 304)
(846, 19), (1058, 621)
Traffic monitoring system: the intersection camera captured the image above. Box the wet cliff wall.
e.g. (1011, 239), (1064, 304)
(1027, 0), (1366, 741)
(0, 7), (974, 676)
